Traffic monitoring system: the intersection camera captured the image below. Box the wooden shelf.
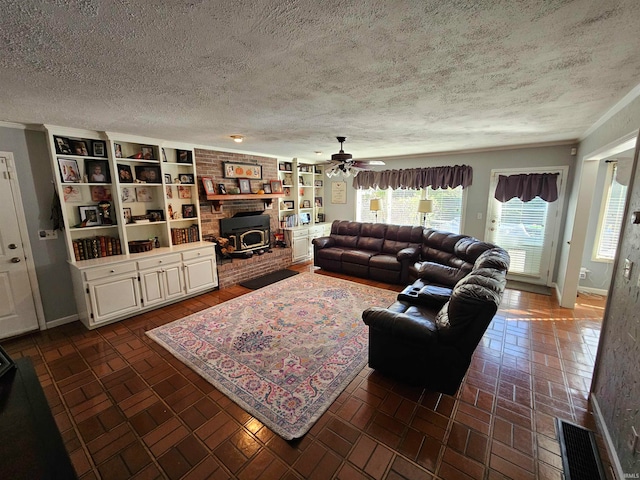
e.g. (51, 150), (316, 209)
(206, 193), (285, 211)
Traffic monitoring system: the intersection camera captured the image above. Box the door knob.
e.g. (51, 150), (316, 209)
(11, 257), (21, 263)
(8, 244), (17, 249)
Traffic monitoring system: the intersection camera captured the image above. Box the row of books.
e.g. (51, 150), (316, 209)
(171, 225), (199, 244)
(73, 236), (122, 261)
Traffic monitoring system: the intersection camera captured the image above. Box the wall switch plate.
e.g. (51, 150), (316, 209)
(38, 229), (58, 240)
(624, 259), (633, 279)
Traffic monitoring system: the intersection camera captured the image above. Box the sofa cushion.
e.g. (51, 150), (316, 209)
(454, 237), (495, 263)
(412, 261), (471, 287)
(342, 249), (378, 266)
(331, 220), (362, 248)
(315, 247), (350, 262)
(370, 253), (402, 271)
(473, 248), (511, 271)
(356, 222), (387, 252)
(382, 225), (424, 254)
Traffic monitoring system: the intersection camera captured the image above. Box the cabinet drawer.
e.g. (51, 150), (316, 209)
(137, 253), (181, 271)
(182, 247), (214, 261)
(84, 263), (137, 281)
(309, 227), (324, 238)
(292, 228), (309, 238)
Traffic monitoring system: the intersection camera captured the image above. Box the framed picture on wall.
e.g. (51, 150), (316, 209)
(201, 176), (216, 195)
(238, 178), (252, 194)
(182, 204), (196, 218)
(223, 162), (262, 179)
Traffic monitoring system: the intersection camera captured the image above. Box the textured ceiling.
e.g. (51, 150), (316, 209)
(1, 1), (640, 161)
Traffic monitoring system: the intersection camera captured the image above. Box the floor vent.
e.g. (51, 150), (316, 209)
(556, 418), (606, 480)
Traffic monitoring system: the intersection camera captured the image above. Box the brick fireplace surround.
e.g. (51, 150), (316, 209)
(194, 148), (293, 288)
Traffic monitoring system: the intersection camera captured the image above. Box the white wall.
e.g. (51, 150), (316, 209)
(0, 126), (77, 323)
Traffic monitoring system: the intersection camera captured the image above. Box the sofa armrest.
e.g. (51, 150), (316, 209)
(397, 246), (420, 261)
(362, 307), (437, 345)
(312, 236), (335, 249)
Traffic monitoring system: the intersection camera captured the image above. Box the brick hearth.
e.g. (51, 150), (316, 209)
(216, 246), (293, 288)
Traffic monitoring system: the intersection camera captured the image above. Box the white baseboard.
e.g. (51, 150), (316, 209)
(44, 314), (78, 329)
(591, 394), (624, 480)
(578, 286), (609, 296)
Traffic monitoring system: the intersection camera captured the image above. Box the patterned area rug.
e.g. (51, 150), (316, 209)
(147, 273), (397, 439)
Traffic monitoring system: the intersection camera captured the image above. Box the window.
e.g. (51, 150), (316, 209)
(356, 187), (464, 233)
(594, 162), (627, 261)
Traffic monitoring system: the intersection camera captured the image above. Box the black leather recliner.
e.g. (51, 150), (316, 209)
(362, 248), (510, 394)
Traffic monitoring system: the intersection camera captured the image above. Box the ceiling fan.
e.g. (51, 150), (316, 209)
(324, 136), (385, 177)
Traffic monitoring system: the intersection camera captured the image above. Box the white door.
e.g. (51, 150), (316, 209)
(0, 153), (39, 339)
(486, 167), (567, 286)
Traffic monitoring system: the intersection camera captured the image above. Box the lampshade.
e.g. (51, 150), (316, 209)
(417, 199), (433, 213)
(370, 198), (382, 211)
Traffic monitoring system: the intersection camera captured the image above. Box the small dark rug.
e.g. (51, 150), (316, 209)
(239, 269), (299, 289)
(506, 280), (552, 296)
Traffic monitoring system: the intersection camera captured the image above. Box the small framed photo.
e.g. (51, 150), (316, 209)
(201, 176), (216, 195)
(302, 199), (311, 208)
(0, 344), (16, 380)
(141, 146), (155, 160)
(179, 173), (194, 184)
(92, 140), (107, 157)
(136, 187), (153, 202)
(123, 207), (132, 224)
(165, 185), (173, 199)
(117, 164), (133, 183)
(114, 143), (123, 158)
(238, 178), (251, 194)
(318, 213), (325, 222)
(283, 200), (294, 210)
(85, 159), (111, 183)
(283, 173), (293, 185)
(62, 185), (82, 202)
(178, 185), (192, 199)
(90, 185), (112, 202)
(78, 205), (101, 226)
(71, 139), (89, 156)
(314, 179), (323, 187)
(218, 183), (227, 195)
(262, 183), (272, 194)
(121, 187), (136, 203)
(134, 165), (161, 183)
(270, 180), (283, 194)
(162, 148), (168, 163)
(284, 162), (292, 171)
(54, 136), (72, 155)
(177, 150), (192, 163)
(182, 204), (196, 218)
(315, 196), (323, 207)
(279, 163), (286, 171)
(147, 209), (164, 222)
(164, 173), (172, 184)
(58, 158), (81, 183)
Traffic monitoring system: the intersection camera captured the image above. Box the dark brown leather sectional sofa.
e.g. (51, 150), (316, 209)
(313, 220), (510, 394)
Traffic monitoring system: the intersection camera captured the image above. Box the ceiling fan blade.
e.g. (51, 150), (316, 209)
(351, 160), (384, 168)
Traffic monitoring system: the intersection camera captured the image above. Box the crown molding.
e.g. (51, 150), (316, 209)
(580, 82), (640, 140)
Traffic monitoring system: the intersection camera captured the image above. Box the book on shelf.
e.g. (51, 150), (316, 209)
(72, 236), (121, 261)
(170, 224), (200, 245)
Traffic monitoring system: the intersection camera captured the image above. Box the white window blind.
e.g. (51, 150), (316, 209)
(492, 197), (549, 276)
(594, 163), (627, 261)
(356, 187), (463, 233)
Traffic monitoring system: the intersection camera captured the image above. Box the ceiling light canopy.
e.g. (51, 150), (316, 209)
(230, 135), (244, 143)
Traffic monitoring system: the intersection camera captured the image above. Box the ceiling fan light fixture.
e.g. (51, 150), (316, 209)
(230, 134), (244, 143)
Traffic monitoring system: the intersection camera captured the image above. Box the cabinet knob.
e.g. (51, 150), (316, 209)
(11, 257), (21, 263)
(110, 269), (115, 273)
(8, 243), (17, 249)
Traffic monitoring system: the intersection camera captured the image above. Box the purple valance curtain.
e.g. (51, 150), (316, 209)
(494, 173), (559, 203)
(353, 164), (473, 190)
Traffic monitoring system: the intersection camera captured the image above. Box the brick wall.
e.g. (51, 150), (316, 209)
(194, 148), (292, 286)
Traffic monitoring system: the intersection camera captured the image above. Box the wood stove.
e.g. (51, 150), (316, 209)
(220, 212), (270, 255)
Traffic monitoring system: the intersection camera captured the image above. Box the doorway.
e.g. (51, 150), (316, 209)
(485, 166), (568, 286)
(0, 152), (43, 339)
